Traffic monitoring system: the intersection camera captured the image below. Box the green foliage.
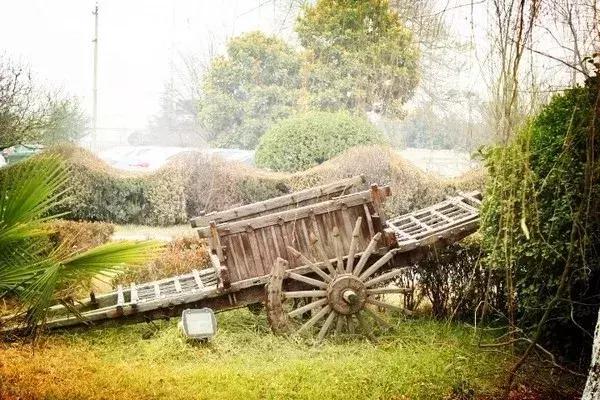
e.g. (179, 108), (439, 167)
(255, 111), (385, 172)
(480, 78), (600, 360)
(49, 146), (187, 226)
(416, 235), (501, 320)
(0, 155), (159, 328)
(0, 311), (517, 399)
(297, 0), (419, 117)
(197, 2), (420, 150)
(198, 32), (301, 149)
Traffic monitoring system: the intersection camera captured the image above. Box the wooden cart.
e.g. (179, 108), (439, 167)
(5, 176), (481, 340)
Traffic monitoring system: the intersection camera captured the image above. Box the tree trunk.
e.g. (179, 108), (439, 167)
(582, 307), (600, 400)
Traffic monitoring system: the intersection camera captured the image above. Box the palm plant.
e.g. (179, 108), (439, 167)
(0, 155), (161, 330)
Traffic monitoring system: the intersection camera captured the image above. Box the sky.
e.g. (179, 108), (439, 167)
(0, 0), (294, 145)
(0, 0), (579, 147)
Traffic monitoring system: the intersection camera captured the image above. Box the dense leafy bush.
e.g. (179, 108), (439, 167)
(48, 146), (187, 226)
(481, 77), (599, 361)
(255, 111), (385, 172)
(174, 153), (290, 217)
(415, 235), (503, 320)
(297, 0), (419, 117)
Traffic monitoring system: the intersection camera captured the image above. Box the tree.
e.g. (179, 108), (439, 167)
(296, 0), (419, 118)
(0, 58), (88, 148)
(132, 83), (204, 147)
(198, 31), (302, 149)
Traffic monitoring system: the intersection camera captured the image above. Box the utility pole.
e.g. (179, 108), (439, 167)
(92, 2), (99, 150)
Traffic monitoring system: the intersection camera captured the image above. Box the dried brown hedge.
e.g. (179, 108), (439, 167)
(45, 145), (485, 226)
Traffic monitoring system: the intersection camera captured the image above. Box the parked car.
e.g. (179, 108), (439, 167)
(1, 144), (45, 164)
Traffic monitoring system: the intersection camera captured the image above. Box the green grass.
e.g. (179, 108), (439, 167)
(0, 310), (513, 400)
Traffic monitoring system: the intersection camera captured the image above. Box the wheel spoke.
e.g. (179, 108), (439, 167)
(366, 297), (404, 314)
(283, 290), (327, 299)
(297, 305), (331, 335)
(316, 310), (337, 342)
(286, 271), (328, 289)
(363, 267), (410, 288)
(309, 232), (337, 276)
(358, 249), (398, 280)
(346, 315), (355, 334)
(366, 287), (412, 295)
(346, 217), (362, 273)
(286, 246), (332, 282)
(335, 313), (345, 334)
(288, 298), (328, 318)
(353, 232), (382, 276)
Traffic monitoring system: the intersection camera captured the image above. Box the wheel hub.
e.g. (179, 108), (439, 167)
(327, 274), (367, 315)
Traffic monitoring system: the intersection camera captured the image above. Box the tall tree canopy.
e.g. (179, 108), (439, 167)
(198, 31), (302, 149)
(296, 0), (419, 117)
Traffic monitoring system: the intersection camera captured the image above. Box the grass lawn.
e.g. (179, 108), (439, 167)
(0, 310), (519, 400)
(111, 224), (195, 242)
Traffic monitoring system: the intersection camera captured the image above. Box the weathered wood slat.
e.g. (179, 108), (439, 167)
(191, 176), (365, 227)
(192, 269), (204, 289)
(116, 285), (124, 307)
(197, 189), (384, 237)
(130, 283), (138, 304)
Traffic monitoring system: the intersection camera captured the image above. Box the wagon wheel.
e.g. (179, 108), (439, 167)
(266, 216), (412, 342)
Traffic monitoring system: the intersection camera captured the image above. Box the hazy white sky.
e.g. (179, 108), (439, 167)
(0, 0), (290, 141)
(0, 0), (575, 145)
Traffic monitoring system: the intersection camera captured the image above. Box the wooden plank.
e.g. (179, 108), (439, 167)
(200, 189), (384, 237)
(129, 283), (138, 305)
(190, 176), (365, 227)
(363, 204), (375, 238)
(346, 216), (362, 273)
(192, 269), (204, 289)
(247, 228), (266, 275)
(173, 277), (182, 293)
(270, 225), (282, 258)
(332, 226), (345, 273)
(116, 285), (124, 307)
(238, 234), (254, 278)
(260, 229), (275, 273)
(209, 221), (224, 262)
(153, 283), (160, 299)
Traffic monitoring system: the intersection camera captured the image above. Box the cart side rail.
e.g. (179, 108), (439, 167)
(190, 175), (366, 227)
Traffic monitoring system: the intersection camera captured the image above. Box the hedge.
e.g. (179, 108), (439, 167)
(255, 110), (385, 172)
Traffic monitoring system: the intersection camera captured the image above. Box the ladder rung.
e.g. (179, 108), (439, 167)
(130, 283), (138, 304)
(192, 269), (204, 289)
(116, 285), (124, 307)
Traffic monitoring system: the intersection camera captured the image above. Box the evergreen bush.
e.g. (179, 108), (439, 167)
(255, 111), (385, 172)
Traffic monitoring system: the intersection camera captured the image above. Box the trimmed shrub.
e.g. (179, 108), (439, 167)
(175, 152), (290, 217)
(255, 111), (386, 172)
(48, 145), (187, 226)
